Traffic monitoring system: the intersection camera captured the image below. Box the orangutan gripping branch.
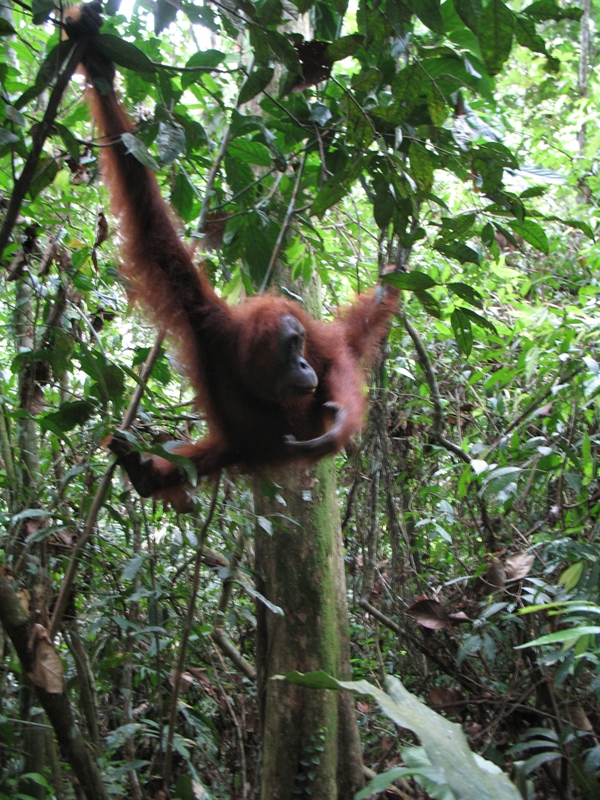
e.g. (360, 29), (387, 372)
(65, 3), (398, 504)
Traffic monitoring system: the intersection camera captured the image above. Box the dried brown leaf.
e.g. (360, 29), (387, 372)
(409, 599), (450, 630)
(28, 623), (64, 693)
(505, 552), (535, 581)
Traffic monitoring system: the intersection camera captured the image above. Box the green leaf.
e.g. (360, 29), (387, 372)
(0, 17), (16, 35)
(185, 49), (226, 69)
(121, 133), (160, 170)
(478, 0), (514, 76)
(452, 0), (482, 32)
(224, 156), (254, 196)
(154, 0), (178, 33)
(522, 0), (582, 21)
(415, 290), (442, 318)
(347, 100), (373, 147)
(351, 66), (382, 95)
(54, 122), (80, 161)
(157, 122), (186, 165)
(508, 218), (549, 254)
(327, 33), (363, 61)
(472, 155), (503, 193)
(565, 218), (594, 238)
(237, 67), (274, 106)
(40, 401), (95, 433)
(29, 157), (58, 199)
(5, 106), (25, 126)
(356, 767), (418, 800)
(103, 364), (126, 399)
(559, 562), (584, 591)
(435, 241), (481, 265)
(427, 82), (448, 126)
(311, 180), (347, 217)
(412, 0), (446, 34)
(249, 27), (270, 65)
(459, 307), (497, 333)
(0, 128), (19, 145)
(373, 177), (395, 230)
(282, 671), (522, 800)
(385, 64), (423, 123)
(451, 308), (473, 355)
(481, 222), (495, 247)
(121, 555), (145, 581)
(227, 139), (272, 166)
(518, 626), (600, 647)
(32, 0), (55, 24)
(96, 34), (158, 73)
(309, 102), (332, 126)
(441, 212), (477, 237)
(310, 156), (369, 217)
(171, 172), (197, 222)
(14, 40), (73, 109)
(494, 223), (521, 247)
(520, 185), (547, 199)
(266, 30), (301, 75)
(482, 466), (521, 496)
(409, 142), (434, 192)
(513, 15), (548, 55)
(243, 221), (277, 283)
(448, 282), (484, 309)
(384, 271), (437, 291)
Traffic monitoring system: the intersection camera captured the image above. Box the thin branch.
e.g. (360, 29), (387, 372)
(194, 123), (233, 239)
(211, 526), (256, 680)
(0, 40), (85, 260)
(359, 594), (401, 635)
(162, 476), (221, 785)
(0, 573), (110, 800)
(260, 152), (306, 294)
(483, 365), (583, 460)
(49, 336), (165, 640)
(400, 310), (470, 464)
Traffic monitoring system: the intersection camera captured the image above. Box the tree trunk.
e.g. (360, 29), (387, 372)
(255, 458), (364, 799)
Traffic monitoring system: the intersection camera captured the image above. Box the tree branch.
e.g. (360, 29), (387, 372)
(0, 573), (110, 800)
(0, 40), (85, 261)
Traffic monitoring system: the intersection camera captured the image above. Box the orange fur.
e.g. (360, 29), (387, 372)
(66, 4), (398, 504)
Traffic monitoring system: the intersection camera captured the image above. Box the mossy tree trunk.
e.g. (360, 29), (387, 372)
(255, 458), (364, 799)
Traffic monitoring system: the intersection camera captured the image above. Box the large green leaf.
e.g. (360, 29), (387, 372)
(282, 671), (522, 800)
(227, 140), (272, 167)
(434, 240), (481, 265)
(412, 0), (446, 34)
(508, 218), (549, 254)
(478, 0), (514, 76)
(452, 0), (482, 32)
(96, 34), (158, 73)
(384, 271), (437, 291)
(451, 308), (474, 355)
(185, 49), (226, 69)
(327, 33), (363, 61)
(237, 67), (274, 105)
(310, 156), (370, 217)
(513, 15), (548, 56)
(409, 142), (434, 192)
(40, 401), (96, 433)
(121, 133), (160, 170)
(522, 0), (582, 21)
(448, 282), (484, 309)
(32, 0), (54, 24)
(157, 122), (186, 165)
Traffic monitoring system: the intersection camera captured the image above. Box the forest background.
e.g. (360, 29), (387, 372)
(0, 0), (599, 797)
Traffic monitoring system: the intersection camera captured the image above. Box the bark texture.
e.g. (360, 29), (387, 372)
(255, 458), (364, 799)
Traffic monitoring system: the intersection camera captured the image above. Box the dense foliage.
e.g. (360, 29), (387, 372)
(1, 0), (599, 796)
